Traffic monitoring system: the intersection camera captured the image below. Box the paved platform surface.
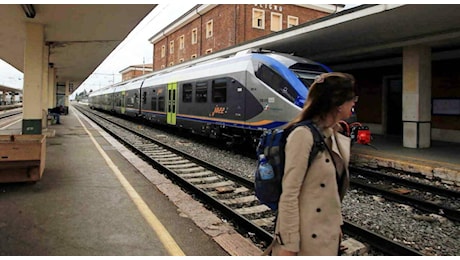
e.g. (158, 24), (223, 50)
(0, 107), (261, 256)
(351, 134), (460, 187)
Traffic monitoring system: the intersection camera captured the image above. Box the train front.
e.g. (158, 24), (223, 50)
(256, 51), (371, 145)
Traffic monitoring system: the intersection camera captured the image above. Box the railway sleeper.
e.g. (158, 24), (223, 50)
(196, 180), (234, 189)
(208, 186), (250, 197)
(155, 157), (190, 164)
(251, 217), (276, 228)
(137, 144), (159, 149)
(160, 160), (191, 165)
(187, 176), (223, 183)
(166, 163), (200, 169)
(143, 149), (170, 154)
(141, 148), (170, 153)
(220, 195), (258, 205)
(148, 153), (177, 158)
(235, 205), (270, 215)
(176, 168), (209, 174)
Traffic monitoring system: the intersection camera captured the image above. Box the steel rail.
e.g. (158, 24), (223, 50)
(350, 166), (460, 198)
(342, 222), (423, 256)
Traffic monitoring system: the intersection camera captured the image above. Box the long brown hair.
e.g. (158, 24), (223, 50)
(284, 72), (355, 129)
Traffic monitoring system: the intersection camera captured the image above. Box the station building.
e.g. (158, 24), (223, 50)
(334, 50), (460, 143)
(148, 4), (342, 70)
(120, 63), (153, 82)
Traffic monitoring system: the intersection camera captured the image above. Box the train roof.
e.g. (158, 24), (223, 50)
(89, 50), (326, 96)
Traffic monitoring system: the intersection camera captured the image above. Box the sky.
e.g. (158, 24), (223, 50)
(0, 3), (361, 96)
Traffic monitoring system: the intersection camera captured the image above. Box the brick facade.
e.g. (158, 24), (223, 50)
(151, 4), (333, 71)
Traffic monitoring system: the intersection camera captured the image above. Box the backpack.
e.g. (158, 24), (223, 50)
(254, 120), (326, 211)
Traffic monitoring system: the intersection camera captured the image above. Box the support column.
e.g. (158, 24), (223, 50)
(402, 45), (432, 148)
(48, 68), (56, 108)
(22, 22), (44, 134)
(66, 81), (72, 114)
(65, 80), (70, 107)
(41, 44), (50, 129)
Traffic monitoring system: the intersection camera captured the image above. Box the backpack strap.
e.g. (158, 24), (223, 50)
(305, 121), (344, 191)
(294, 120), (325, 167)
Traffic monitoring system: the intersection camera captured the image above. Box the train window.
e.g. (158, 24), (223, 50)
(255, 63), (297, 102)
(142, 91), (147, 104)
(291, 67), (324, 89)
(196, 81), (207, 103)
(290, 63), (328, 74)
(183, 83), (192, 103)
(212, 78), (227, 103)
(134, 93), (139, 107)
(128, 97), (135, 107)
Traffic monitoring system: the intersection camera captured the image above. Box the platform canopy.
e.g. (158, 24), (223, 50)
(0, 84), (22, 93)
(0, 4), (156, 94)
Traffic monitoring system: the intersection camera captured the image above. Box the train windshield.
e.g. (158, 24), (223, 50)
(292, 70), (322, 89)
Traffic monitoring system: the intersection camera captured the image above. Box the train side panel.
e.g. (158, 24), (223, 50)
(89, 50), (335, 146)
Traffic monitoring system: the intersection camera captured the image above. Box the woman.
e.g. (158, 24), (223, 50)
(270, 72), (358, 256)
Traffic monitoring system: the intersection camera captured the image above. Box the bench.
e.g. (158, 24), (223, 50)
(0, 134), (46, 183)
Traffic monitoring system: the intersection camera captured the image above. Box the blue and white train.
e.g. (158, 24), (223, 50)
(89, 49), (340, 146)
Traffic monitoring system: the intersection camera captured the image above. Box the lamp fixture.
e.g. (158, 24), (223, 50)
(21, 4), (36, 19)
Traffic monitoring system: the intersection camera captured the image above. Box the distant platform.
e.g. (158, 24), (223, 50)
(0, 103), (22, 111)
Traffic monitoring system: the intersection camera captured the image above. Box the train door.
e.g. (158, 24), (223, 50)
(141, 87), (148, 114)
(167, 82), (177, 125)
(235, 77), (245, 121)
(141, 88), (148, 116)
(121, 90), (126, 114)
(220, 77), (245, 121)
(103, 94), (109, 111)
(110, 91), (114, 112)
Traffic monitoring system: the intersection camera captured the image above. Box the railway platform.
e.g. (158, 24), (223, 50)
(0, 106), (261, 256)
(351, 135), (460, 188)
(0, 105), (459, 256)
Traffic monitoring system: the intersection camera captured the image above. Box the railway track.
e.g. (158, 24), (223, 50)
(350, 166), (460, 222)
(0, 107), (22, 120)
(75, 105), (424, 256)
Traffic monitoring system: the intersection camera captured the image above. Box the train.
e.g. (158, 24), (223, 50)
(88, 49), (370, 147)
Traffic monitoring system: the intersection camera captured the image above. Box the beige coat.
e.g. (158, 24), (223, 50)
(271, 125), (351, 256)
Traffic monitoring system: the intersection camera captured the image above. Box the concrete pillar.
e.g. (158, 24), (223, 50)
(65, 80), (70, 107)
(48, 68), (56, 108)
(22, 22), (44, 134)
(41, 44), (50, 129)
(402, 45), (432, 148)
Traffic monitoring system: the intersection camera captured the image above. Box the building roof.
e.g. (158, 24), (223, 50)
(0, 84), (23, 93)
(119, 64), (153, 74)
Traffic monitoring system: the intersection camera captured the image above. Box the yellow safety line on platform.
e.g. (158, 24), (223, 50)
(73, 108), (186, 256)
